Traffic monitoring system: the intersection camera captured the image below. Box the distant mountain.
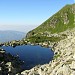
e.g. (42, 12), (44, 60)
(26, 4), (75, 43)
(0, 30), (25, 43)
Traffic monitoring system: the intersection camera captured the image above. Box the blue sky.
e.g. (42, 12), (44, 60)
(0, 0), (74, 32)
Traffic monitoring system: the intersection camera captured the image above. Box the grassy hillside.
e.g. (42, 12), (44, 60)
(26, 4), (75, 43)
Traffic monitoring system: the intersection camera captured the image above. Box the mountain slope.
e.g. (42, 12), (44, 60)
(0, 30), (25, 43)
(26, 4), (75, 43)
(19, 4), (75, 75)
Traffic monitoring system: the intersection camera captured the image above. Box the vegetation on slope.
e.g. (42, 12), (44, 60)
(26, 4), (75, 43)
(27, 36), (62, 43)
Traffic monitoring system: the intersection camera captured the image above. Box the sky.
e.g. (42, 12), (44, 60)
(0, 0), (74, 33)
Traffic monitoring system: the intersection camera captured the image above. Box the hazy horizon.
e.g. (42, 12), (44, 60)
(0, 0), (74, 32)
(0, 24), (38, 33)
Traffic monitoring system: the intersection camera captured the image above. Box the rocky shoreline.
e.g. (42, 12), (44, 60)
(0, 48), (24, 75)
(1, 28), (75, 75)
(15, 28), (75, 75)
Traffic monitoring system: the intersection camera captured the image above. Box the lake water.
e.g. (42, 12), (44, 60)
(2, 45), (54, 70)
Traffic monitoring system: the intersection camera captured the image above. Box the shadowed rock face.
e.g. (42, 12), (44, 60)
(0, 48), (23, 75)
(0, 30), (25, 43)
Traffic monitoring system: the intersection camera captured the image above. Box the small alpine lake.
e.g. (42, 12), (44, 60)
(2, 45), (54, 70)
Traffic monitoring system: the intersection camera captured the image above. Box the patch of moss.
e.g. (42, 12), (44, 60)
(27, 36), (62, 43)
(53, 54), (60, 59)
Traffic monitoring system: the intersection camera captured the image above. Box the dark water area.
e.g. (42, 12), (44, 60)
(2, 45), (54, 70)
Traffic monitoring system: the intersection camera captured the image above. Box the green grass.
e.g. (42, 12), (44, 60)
(27, 36), (62, 43)
(53, 54), (60, 59)
(26, 4), (75, 42)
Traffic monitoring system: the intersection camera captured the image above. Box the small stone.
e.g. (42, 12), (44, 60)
(70, 61), (75, 70)
(71, 71), (75, 75)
